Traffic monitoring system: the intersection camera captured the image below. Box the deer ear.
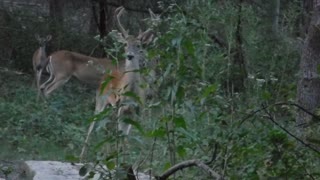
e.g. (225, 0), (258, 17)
(46, 35), (52, 41)
(138, 29), (154, 45)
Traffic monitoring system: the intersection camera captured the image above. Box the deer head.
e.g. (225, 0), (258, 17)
(114, 7), (154, 66)
(35, 34), (52, 47)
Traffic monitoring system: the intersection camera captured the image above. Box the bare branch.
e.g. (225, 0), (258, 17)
(155, 159), (223, 180)
(239, 102), (320, 155)
(261, 104), (320, 155)
(205, 143), (219, 165)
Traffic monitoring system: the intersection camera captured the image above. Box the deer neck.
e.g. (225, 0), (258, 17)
(39, 46), (47, 60)
(125, 58), (140, 71)
(123, 57), (141, 91)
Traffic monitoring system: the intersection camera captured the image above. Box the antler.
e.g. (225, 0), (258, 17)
(115, 6), (129, 38)
(137, 28), (154, 44)
(148, 8), (161, 22)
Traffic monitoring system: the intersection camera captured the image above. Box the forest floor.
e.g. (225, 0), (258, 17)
(0, 68), (97, 162)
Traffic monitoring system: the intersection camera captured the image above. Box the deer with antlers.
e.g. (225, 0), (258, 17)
(80, 6), (155, 161)
(32, 34), (52, 101)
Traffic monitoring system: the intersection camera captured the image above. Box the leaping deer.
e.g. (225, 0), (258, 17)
(80, 6), (155, 161)
(32, 34), (51, 101)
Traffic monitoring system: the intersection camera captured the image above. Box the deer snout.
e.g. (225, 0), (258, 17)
(127, 55), (134, 60)
(126, 52), (134, 60)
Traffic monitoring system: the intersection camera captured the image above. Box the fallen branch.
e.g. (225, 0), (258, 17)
(155, 159), (222, 180)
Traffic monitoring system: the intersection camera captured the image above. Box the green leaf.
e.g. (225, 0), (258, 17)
(88, 107), (112, 123)
(202, 84), (217, 98)
(173, 116), (187, 129)
(268, 129), (287, 143)
(317, 64), (320, 74)
(183, 39), (195, 56)
(104, 152), (118, 161)
(177, 128), (198, 141)
(88, 172), (95, 179)
(146, 127), (166, 138)
(65, 154), (78, 162)
(94, 137), (116, 151)
(106, 161), (116, 170)
(176, 85), (185, 101)
(177, 145), (187, 157)
(122, 118), (144, 134)
(163, 162), (172, 171)
(79, 165), (88, 176)
(262, 91), (271, 100)
(122, 91), (142, 105)
(99, 75), (115, 95)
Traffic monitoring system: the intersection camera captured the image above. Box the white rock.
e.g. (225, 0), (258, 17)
(25, 161), (84, 180)
(24, 161), (153, 180)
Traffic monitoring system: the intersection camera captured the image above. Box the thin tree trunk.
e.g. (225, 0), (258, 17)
(230, 0), (247, 92)
(272, 0), (280, 34)
(90, 0), (116, 56)
(49, 0), (63, 24)
(301, 0), (314, 35)
(49, 0), (64, 50)
(88, 1), (98, 35)
(296, 2), (320, 138)
(98, 0), (107, 39)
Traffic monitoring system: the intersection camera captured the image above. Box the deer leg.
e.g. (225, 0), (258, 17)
(32, 69), (37, 88)
(80, 91), (111, 162)
(36, 68), (44, 101)
(116, 104), (134, 163)
(39, 58), (54, 96)
(117, 105), (133, 135)
(41, 74), (71, 97)
(80, 121), (96, 162)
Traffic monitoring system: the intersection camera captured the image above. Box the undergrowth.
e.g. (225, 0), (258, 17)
(1, 1), (320, 179)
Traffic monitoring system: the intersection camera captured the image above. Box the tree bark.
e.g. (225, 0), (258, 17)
(301, 0), (314, 35)
(229, 0), (247, 92)
(272, 0), (280, 34)
(48, 0), (64, 50)
(89, 0), (117, 56)
(49, 0), (64, 24)
(296, 2), (320, 137)
(88, 1), (98, 35)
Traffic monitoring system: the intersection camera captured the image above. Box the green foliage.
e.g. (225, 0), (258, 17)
(1, 0), (319, 179)
(83, 1), (314, 179)
(80, 1), (318, 178)
(0, 72), (94, 160)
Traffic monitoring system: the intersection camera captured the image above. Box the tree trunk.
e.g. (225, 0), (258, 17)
(272, 0), (280, 34)
(229, 0), (247, 93)
(88, 1), (98, 35)
(49, 0), (63, 25)
(296, 2), (320, 138)
(90, 0), (116, 56)
(301, 0), (314, 35)
(49, 0), (64, 50)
